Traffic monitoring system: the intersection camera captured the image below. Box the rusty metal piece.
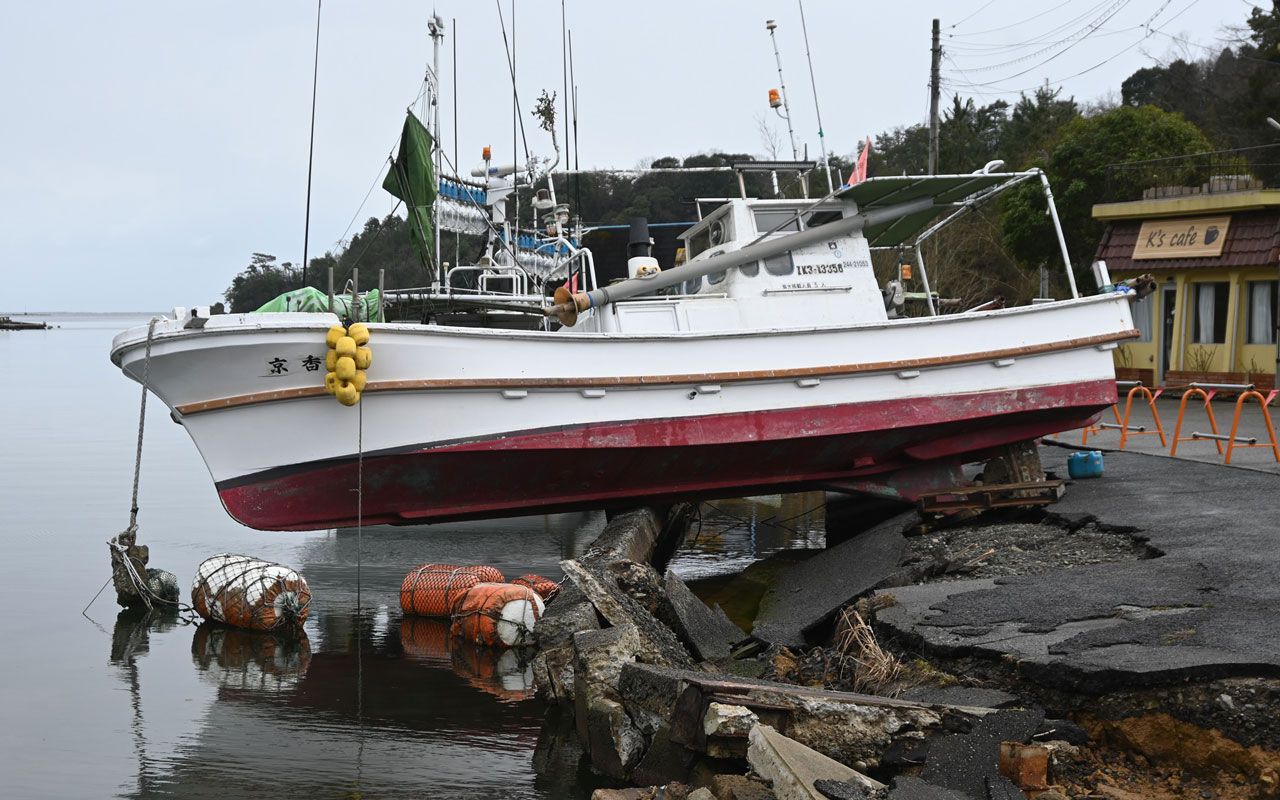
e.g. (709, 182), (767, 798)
(998, 741), (1049, 792)
(916, 479), (1065, 513)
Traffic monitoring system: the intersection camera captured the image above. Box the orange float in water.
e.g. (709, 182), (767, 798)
(400, 617), (452, 663)
(399, 563), (506, 617)
(450, 583), (544, 648)
(191, 554), (311, 631)
(511, 573), (560, 601)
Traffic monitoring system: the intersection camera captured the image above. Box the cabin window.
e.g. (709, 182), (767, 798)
(1247, 280), (1278, 344)
(753, 209), (801, 235)
(763, 251), (795, 276)
(683, 278), (702, 295)
(739, 260), (760, 278)
(1132, 292), (1153, 343)
(804, 209), (842, 228)
(1192, 281), (1229, 344)
(708, 269), (727, 285)
(686, 229), (711, 260)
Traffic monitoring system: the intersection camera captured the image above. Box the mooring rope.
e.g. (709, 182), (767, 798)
(93, 317), (199, 622)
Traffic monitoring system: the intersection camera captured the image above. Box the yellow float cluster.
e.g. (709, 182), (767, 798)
(323, 323), (372, 406)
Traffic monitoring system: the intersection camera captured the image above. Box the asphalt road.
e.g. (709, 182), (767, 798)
(878, 445), (1280, 693)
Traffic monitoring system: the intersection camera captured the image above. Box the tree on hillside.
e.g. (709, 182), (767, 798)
(999, 86), (1079, 169)
(1118, 0), (1280, 182)
(1000, 105), (1214, 288)
(223, 253), (300, 312)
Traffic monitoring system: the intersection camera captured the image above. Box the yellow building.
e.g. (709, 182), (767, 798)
(1093, 190), (1279, 389)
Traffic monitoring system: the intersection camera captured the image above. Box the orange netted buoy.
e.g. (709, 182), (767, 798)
(511, 573), (561, 601)
(191, 554), (311, 631)
(399, 563), (506, 617)
(450, 582), (544, 648)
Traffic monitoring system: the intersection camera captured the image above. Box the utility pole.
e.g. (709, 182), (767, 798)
(928, 18), (941, 175)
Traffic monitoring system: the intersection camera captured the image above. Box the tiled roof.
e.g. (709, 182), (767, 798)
(1095, 209), (1280, 272)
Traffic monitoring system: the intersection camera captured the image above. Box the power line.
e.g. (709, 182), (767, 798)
(949, 0), (1002, 30)
(946, 0), (1078, 38)
(955, 0), (1134, 74)
(945, 0), (1202, 95)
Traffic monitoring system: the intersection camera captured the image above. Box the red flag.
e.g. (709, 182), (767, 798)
(850, 136), (871, 185)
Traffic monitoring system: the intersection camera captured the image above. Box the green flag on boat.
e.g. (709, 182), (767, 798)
(383, 111), (438, 275)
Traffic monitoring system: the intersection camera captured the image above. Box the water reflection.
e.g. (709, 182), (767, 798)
(669, 493), (828, 580)
(401, 617), (536, 702)
(191, 623), (312, 691)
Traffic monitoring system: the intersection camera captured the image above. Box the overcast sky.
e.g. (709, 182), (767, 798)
(0, 0), (1251, 311)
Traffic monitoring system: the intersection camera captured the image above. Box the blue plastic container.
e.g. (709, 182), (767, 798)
(1067, 450), (1105, 479)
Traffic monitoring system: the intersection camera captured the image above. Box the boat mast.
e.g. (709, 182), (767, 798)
(428, 14), (446, 289)
(766, 19), (806, 197)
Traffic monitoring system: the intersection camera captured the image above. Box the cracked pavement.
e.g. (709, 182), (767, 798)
(876, 444), (1280, 693)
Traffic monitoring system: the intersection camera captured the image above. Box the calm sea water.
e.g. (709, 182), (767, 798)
(0, 313), (825, 799)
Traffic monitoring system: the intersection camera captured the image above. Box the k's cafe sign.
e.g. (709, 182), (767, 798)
(1132, 216), (1231, 260)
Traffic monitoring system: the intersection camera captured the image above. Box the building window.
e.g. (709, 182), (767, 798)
(1192, 281), (1229, 344)
(1247, 280), (1278, 345)
(1132, 292), (1153, 343)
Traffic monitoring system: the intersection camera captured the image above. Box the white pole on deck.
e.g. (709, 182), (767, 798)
(429, 15), (446, 290)
(1039, 171), (1079, 299)
(915, 244), (937, 316)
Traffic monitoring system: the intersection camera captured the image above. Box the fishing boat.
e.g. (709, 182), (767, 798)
(110, 159), (1146, 530)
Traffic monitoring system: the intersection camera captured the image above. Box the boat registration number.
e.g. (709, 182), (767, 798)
(796, 263), (845, 275)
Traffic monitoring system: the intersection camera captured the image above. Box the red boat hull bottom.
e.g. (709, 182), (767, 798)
(217, 381), (1112, 530)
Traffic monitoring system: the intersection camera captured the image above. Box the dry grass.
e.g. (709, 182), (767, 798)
(833, 607), (904, 694)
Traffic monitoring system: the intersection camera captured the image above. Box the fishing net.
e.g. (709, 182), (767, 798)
(191, 554), (311, 632)
(511, 574), (561, 601)
(450, 583), (544, 648)
(399, 563), (506, 617)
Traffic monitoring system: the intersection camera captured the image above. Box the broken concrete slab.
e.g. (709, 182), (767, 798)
(753, 511), (914, 647)
(562, 559), (695, 669)
(573, 624), (649, 779)
(620, 663), (978, 772)
(532, 590), (600, 702)
(874, 447), (1280, 695)
(747, 725), (884, 800)
(585, 507), (664, 567)
(664, 570), (747, 663)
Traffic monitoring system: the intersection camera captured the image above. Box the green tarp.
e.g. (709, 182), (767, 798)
(254, 286), (384, 322)
(382, 111), (438, 273)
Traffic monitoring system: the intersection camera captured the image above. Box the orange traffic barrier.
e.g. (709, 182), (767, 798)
(450, 583), (544, 648)
(1170, 384), (1224, 457)
(1170, 383), (1279, 464)
(1094, 381), (1166, 450)
(1225, 389), (1279, 465)
(1080, 402), (1124, 445)
(400, 564), (506, 617)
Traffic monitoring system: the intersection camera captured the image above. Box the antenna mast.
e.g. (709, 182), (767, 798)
(766, 19), (806, 196)
(796, 0), (833, 191)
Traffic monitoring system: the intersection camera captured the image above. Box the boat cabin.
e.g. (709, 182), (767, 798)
(574, 198), (889, 334)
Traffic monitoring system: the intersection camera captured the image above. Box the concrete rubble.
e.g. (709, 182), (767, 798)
(534, 443), (1280, 799)
(747, 724), (884, 800)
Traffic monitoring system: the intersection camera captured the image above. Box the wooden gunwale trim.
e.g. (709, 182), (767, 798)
(175, 328), (1138, 416)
